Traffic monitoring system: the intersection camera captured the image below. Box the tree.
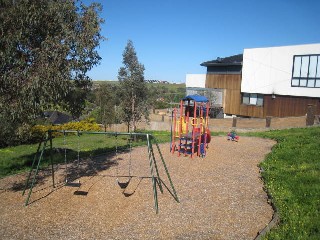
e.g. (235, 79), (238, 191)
(0, 0), (104, 146)
(94, 83), (118, 130)
(118, 40), (149, 132)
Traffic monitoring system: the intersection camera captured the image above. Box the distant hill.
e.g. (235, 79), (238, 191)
(92, 80), (185, 91)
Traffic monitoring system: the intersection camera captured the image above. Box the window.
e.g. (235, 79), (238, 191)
(292, 54), (320, 88)
(242, 93), (263, 106)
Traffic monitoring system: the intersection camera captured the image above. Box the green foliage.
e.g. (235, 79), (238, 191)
(246, 127), (320, 239)
(93, 83), (119, 126)
(0, 0), (104, 145)
(147, 84), (185, 109)
(118, 40), (149, 132)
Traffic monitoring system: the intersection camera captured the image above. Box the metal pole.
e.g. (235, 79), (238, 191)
(170, 109), (173, 152)
(46, 130), (162, 137)
(192, 101), (197, 158)
(148, 139), (163, 193)
(146, 134), (158, 214)
(22, 141), (42, 196)
(25, 134), (48, 206)
(172, 108), (177, 154)
(153, 138), (180, 203)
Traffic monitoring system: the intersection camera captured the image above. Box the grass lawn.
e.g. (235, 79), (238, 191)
(0, 127), (319, 239)
(245, 127), (320, 239)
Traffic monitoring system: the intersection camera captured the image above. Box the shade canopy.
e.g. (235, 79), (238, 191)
(182, 95), (209, 103)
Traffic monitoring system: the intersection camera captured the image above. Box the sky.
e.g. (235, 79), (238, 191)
(84, 0), (320, 83)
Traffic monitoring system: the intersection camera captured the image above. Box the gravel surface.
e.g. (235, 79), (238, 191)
(0, 136), (275, 240)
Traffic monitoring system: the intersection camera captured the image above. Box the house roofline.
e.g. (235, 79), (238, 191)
(200, 62), (242, 67)
(200, 54), (243, 67)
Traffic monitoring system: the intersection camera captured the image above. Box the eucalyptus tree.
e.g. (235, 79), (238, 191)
(118, 40), (149, 132)
(0, 0), (104, 146)
(95, 83), (119, 130)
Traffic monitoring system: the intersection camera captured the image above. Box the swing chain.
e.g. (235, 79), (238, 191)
(63, 130), (68, 183)
(128, 133), (133, 176)
(115, 133), (119, 177)
(77, 131), (80, 165)
(76, 131), (81, 184)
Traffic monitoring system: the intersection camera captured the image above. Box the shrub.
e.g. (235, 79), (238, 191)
(31, 118), (101, 141)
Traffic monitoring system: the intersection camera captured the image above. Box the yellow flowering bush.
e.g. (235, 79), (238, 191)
(31, 118), (101, 140)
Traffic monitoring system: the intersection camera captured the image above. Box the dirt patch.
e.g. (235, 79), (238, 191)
(0, 137), (275, 239)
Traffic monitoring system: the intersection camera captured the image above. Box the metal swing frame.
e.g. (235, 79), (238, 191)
(22, 130), (179, 213)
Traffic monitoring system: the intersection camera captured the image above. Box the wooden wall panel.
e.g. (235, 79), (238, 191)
(206, 74), (242, 115)
(238, 95), (319, 118)
(239, 105), (264, 118)
(224, 89), (241, 115)
(264, 95), (320, 117)
(205, 74), (241, 90)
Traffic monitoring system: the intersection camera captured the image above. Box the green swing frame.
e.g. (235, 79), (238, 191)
(22, 130), (179, 213)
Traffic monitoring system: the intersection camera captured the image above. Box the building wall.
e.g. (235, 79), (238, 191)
(239, 103), (264, 118)
(203, 44), (320, 118)
(206, 74), (241, 90)
(186, 88), (223, 106)
(186, 74), (206, 88)
(242, 43), (320, 97)
(205, 71), (320, 118)
(236, 95), (320, 118)
(263, 95), (320, 117)
(205, 74), (242, 115)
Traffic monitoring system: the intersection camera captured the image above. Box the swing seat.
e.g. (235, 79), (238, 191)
(65, 181), (81, 187)
(117, 179), (131, 189)
(123, 192), (134, 197)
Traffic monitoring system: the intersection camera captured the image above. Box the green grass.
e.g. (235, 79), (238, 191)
(0, 131), (172, 178)
(244, 127), (320, 239)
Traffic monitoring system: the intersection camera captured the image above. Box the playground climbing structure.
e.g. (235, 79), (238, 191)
(171, 95), (211, 158)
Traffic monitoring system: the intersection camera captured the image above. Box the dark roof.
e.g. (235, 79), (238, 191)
(182, 95), (208, 102)
(201, 54), (243, 67)
(44, 111), (72, 125)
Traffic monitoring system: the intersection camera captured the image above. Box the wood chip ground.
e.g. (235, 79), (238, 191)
(0, 136), (275, 240)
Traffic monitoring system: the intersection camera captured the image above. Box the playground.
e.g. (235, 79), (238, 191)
(0, 135), (275, 239)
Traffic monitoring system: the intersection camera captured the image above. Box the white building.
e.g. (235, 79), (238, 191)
(194, 43), (320, 118)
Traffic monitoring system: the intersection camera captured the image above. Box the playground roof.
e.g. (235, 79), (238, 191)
(182, 95), (209, 102)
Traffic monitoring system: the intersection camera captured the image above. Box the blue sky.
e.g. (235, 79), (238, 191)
(85, 0), (320, 83)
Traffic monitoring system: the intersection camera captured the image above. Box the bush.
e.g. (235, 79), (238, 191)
(31, 118), (101, 141)
(61, 118), (101, 132)
(0, 118), (19, 147)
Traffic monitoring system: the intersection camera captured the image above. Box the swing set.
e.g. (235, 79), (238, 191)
(22, 130), (179, 213)
(171, 95), (211, 158)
